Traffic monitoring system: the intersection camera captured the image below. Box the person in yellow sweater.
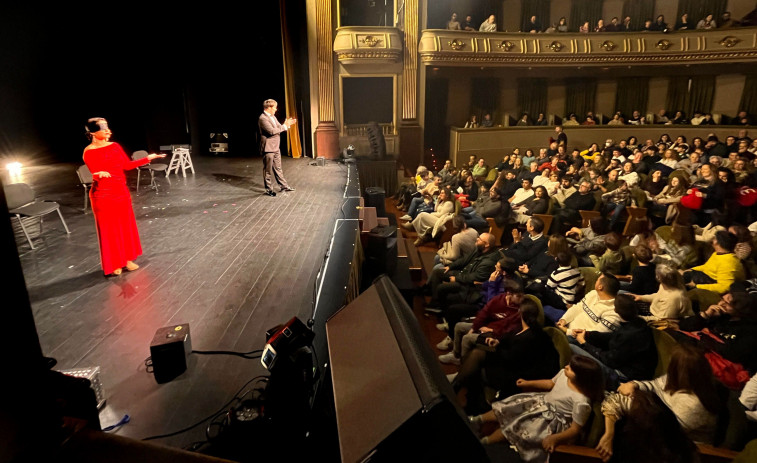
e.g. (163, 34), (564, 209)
(680, 230), (745, 295)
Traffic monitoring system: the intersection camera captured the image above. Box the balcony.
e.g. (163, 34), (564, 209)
(418, 28), (757, 67)
(334, 26), (403, 66)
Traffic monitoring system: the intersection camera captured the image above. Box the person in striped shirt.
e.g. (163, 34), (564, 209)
(542, 251), (584, 324)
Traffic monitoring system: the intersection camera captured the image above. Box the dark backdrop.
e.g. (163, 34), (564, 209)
(0, 2), (303, 165)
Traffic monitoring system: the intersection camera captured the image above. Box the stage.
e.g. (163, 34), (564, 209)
(11, 153), (351, 452)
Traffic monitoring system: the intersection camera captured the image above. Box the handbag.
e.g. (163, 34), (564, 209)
(680, 187), (703, 210)
(454, 193), (470, 208)
(704, 351), (751, 390)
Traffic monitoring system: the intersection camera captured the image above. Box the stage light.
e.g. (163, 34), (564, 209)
(6, 162), (22, 177)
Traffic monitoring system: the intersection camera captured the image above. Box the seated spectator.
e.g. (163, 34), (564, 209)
(690, 111), (706, 125)
(656, 109), (671, 124)
(425, 233), (499, 313)
(457, 171), (480, 204)
(462, 186), (509, 231)
(676, 283), (757, 375)
(521, 148), (536, 168)
(400, 174), (441, 220)
(439, 277), (524, 366)
(462, 15), (476, 31)
(481, 113), (494, 128)
(653, 224), (698, 269)
(464, 114), (478, 128)
(671, 135), (690, 154)
(526, 15), (542, 33)
(651, 14), (668, 31)
(553, 175), (577, 208)
(434, 215), (479, 270)
(605, 17), (620, 32)
(601, 180), (632, 229)
(557, 272), (621, 337)
(451, 298), (560, 412)
(502, 217), (548, 272)
(516, 113), (530, 126)
(590, 231), (628, 275)
(479, 14), (497, 32)
(621, 16), (633, 31)
(675, 13), (691, 30)
(627, 110), (645, 125)
(631, 263), (693, 321)
(535, 113), (548, 125)
(607, 113), (624, 125)
(471, 158), (489, 179)
(620, 244), (657, 295)
(618, 161), (639, 188)
(447, 12), (461, 30)
(557, 17), (568, 32)
(648, 174), (687, 224)
(670, 111), (689, 125)
(470, 356), (604, 460)
(675, 151), (702, 179)
(594, 19), (606, 32)
(719, 11), (739, 28)
(580, 143), (601, 162)
(393, 165), (429, 210)
(508, 177), (535, 207)
(597, 344), (719, 462)
(579, 21), (590, 33)
(563, 113), (580, 125)
(552, 180), (597, 233)
(696, 13), (716, 29)
(570, 293), (657, 389)
(541, 250), (585, 317)
(512, 185), (549, 224)
(641, 19), (654, 32)
(402, 187), (456, 245)
(730, 225), (753, 261)
(516, 234), (569, 292)
(681, 230), (745, 294)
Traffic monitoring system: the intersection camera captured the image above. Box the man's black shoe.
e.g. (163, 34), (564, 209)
(280, 187), (295, 192)
(265, 190), (277, 197)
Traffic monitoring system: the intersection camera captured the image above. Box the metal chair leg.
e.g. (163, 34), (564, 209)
(15, 215), (35, 249)
(56, 209), (71, 234)
(136, 169), (141, 191)
(83, 185), (89, 212)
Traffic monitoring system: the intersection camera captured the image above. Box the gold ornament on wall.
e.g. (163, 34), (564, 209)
(448, 39), (466, 50)
(549, 41), (564, 52)
(600, 40), (616, 51)
(656, 39), (672, 50)
(360, 35), (382, 47)
(719, 36), (741, 48)
(498, 40), (515, 51)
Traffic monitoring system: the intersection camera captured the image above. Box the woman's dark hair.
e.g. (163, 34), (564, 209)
(664, 344), (720, 414)
(729, 225), (751, 243)
(614, 390), (697, 463)
(634, 244), (653, 264)
(614, 293), (638, 321)
(589, 217), (609, 235)
(604, 232), (622, 251)
(569, 355), (605, 402)
(547, 234), (571, 257)
(534, 185), (548, 198)
(519, 298), (542, 330)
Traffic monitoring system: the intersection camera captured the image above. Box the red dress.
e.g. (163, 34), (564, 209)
(83, 143), (150, 275)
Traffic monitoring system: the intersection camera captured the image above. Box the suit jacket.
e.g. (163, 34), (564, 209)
(505, 234), (548, 264)
(259, 112), (286, 153)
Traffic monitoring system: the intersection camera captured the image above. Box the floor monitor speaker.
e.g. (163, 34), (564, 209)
(326, 275), (487, 463)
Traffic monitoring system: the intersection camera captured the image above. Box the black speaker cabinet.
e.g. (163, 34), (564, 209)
(326, 275), (488, 463)
(364, 187), (386, 217)
(150, 324), (192, 384)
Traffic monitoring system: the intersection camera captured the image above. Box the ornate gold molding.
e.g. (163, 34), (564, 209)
(334, 27), (403, 65)
(418, 29), (757, 67)
(656, 39), (672, 50)
(498, 40), (515, 51)
(548, 41), (564, 52)
(719, 36), (741, 47)
(448, 39), (466, 50)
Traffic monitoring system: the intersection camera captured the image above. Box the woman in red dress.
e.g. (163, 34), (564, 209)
(83, 117), (165, 276)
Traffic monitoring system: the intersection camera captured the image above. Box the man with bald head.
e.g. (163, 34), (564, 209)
(426, 232), (499, 315)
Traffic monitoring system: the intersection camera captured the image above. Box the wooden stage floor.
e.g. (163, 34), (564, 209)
(10, 154), (349, 450)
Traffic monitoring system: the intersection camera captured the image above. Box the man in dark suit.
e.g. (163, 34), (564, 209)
(502, 217), (548, 272)
(259, 99), (296, 196)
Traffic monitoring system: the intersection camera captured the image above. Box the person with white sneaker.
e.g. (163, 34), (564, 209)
(439, 279), (525, 366)
(400, 175), (442, 221)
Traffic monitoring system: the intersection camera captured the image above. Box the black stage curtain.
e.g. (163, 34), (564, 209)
(520, 0), (550, 32)
(622, 0), (655, 30)
(565, 77), (597, 120)
(676, 0), (727, 26)
(615, 77), (650, 120)
(569, 0), (603, 32)
(666, 75), (715, 118)
(739, 75), (757, 118)
(517, 78), (548, 123)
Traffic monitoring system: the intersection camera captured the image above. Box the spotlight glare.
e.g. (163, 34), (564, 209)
(6, 162), (22, 176)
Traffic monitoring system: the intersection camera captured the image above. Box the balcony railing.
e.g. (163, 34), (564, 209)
(418, 28), (757, 67)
